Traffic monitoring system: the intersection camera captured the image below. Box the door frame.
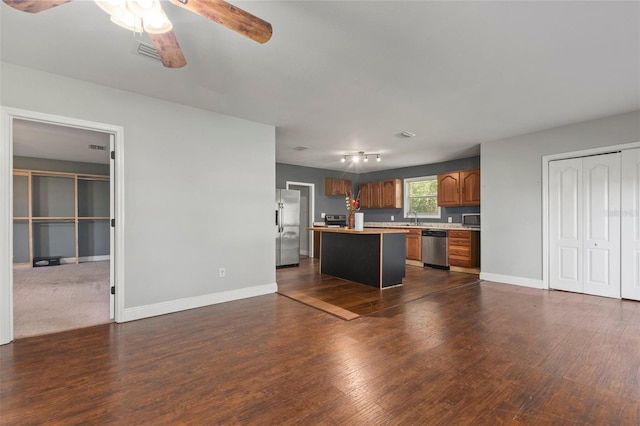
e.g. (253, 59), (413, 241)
(542, 140), (640, 291)
(286, 181), (315, 257)
(0, 107), (125, 345)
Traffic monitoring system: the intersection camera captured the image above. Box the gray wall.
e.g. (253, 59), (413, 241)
(481, 110), (640, 283)
(2, 62), (275, 313)
(277, 156), (480, 225)
(276, 163), (359, 221)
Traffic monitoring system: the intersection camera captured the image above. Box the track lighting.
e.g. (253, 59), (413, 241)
(340, 151), (382, 164)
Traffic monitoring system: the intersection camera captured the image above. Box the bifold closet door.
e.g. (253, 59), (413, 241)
(549, 152), (621, 298)
(622, 148), (640, 300)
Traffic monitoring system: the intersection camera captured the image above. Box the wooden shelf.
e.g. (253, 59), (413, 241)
(13, 169), (110, 266)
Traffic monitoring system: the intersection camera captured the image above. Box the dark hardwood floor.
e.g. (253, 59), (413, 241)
(1, 266), (639, 424)
(278, 258), (479, 319)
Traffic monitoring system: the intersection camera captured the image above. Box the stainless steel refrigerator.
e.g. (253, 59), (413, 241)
(276, 189), (300, 267)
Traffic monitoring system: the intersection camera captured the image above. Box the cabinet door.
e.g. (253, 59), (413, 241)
(359, 183), (371, 209)
(341, 179), (352, 196)
(370, 181), (382, 208)
(460, 169), (480, 206)
(437, 173), (460, 206)
(325, 178), (351, 196)
(382, 179), (402, 208)
(405, 228), (421, 260)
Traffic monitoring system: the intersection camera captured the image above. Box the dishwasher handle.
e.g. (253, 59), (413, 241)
(421, 229), (448, 237)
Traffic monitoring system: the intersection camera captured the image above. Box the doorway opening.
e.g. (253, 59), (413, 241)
(1, 108), (125, 344)
(286, 181), (315, 257)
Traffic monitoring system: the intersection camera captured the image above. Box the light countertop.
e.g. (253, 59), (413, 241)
(312, 222), (480, 231)
(308, 227), (409, 234)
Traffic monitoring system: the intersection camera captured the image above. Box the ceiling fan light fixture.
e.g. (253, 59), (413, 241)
(110, 11), (143, 33)
(143, 9), (173, 34)
(94, 0), (127, 17)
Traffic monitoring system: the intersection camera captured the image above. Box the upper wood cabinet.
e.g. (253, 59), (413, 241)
(358, 179), (401, 209)
(437, 168), (480, 206)
(381, 179), (402, 208)
(325, 177), (352, 196)
(358, 182), (376, 209)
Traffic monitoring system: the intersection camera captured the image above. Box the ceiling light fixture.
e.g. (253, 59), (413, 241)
(341, 151), (382, 164)
(95, 0), (173, 35)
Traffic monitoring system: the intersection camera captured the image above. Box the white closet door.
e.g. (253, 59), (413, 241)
(549, 158), (583, 293)
(582, 153), (620, 298)
(549, 153), (621, 298)
(622, 148), (640, 300)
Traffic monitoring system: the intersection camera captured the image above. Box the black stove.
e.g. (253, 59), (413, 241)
(324, 214), (347, 227)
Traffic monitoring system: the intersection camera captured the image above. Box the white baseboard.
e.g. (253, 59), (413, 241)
(300, 250), (309, 256)
(60, 255), (110, 264)
(78, 255), (110, 262)
(479, 272), (545, 289)
(120, 282), (278, 323)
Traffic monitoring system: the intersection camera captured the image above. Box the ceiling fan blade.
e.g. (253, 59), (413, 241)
(169, 0), (272, 44)
(148, 31), (187, 69)
(2, 0), (71, 13)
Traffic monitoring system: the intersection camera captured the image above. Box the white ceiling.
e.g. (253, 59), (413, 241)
(2, 1), (639, 172)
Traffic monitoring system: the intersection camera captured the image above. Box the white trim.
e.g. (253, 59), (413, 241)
(0, 107), (125, 345)
(480, 272), (545, 289)
(285, 181), (315, 257)
(78, 255), (111, 263)
(0, 109), (14, 344)
(121, 283), (277, 322)
(541, 140), (640, 292)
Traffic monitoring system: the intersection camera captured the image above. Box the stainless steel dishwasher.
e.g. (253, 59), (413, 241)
(421, 229), (449, 269)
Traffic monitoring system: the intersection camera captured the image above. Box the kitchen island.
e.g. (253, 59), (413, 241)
(309, 227), (408, 289)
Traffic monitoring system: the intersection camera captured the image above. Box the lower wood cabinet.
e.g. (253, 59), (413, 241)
(448, 229), (480, 268)
(405, 228), (422, 261)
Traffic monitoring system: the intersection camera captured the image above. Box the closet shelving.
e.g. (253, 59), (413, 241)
(13, 168), (110, 266)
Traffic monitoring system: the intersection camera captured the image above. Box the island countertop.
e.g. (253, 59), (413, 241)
(308, 227), (408, 234)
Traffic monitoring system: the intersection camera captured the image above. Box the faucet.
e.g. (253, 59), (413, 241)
(411, 211), (418, 226)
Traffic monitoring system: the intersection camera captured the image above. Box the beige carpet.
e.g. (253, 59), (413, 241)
(13, 261), (111, 339)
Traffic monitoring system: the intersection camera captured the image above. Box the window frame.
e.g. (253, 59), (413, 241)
(403, 175), (441, 219)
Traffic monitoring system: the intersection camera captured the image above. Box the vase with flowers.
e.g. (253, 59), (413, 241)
(345, 191), (360, 229)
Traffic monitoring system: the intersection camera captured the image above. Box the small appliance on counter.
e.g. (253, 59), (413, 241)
(462, 213), (480, 228)
(324, 214), (347, 228)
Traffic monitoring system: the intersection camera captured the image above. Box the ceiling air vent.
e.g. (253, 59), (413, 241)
(137, 43), (161, 62)
(89, 144), (107, 151)
(395, 131), (416, 139)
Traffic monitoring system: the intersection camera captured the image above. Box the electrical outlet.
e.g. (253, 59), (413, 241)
(391, 215), (394, 221)
(219, 267), (226, 278)
(320, 212), (326, 219)
(448, 217), (452, 223)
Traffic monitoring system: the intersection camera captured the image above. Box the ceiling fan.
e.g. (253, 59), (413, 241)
(2, 0), (273, 69)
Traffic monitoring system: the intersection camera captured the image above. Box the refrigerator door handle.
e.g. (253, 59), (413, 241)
(277, 203), (284, 233)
